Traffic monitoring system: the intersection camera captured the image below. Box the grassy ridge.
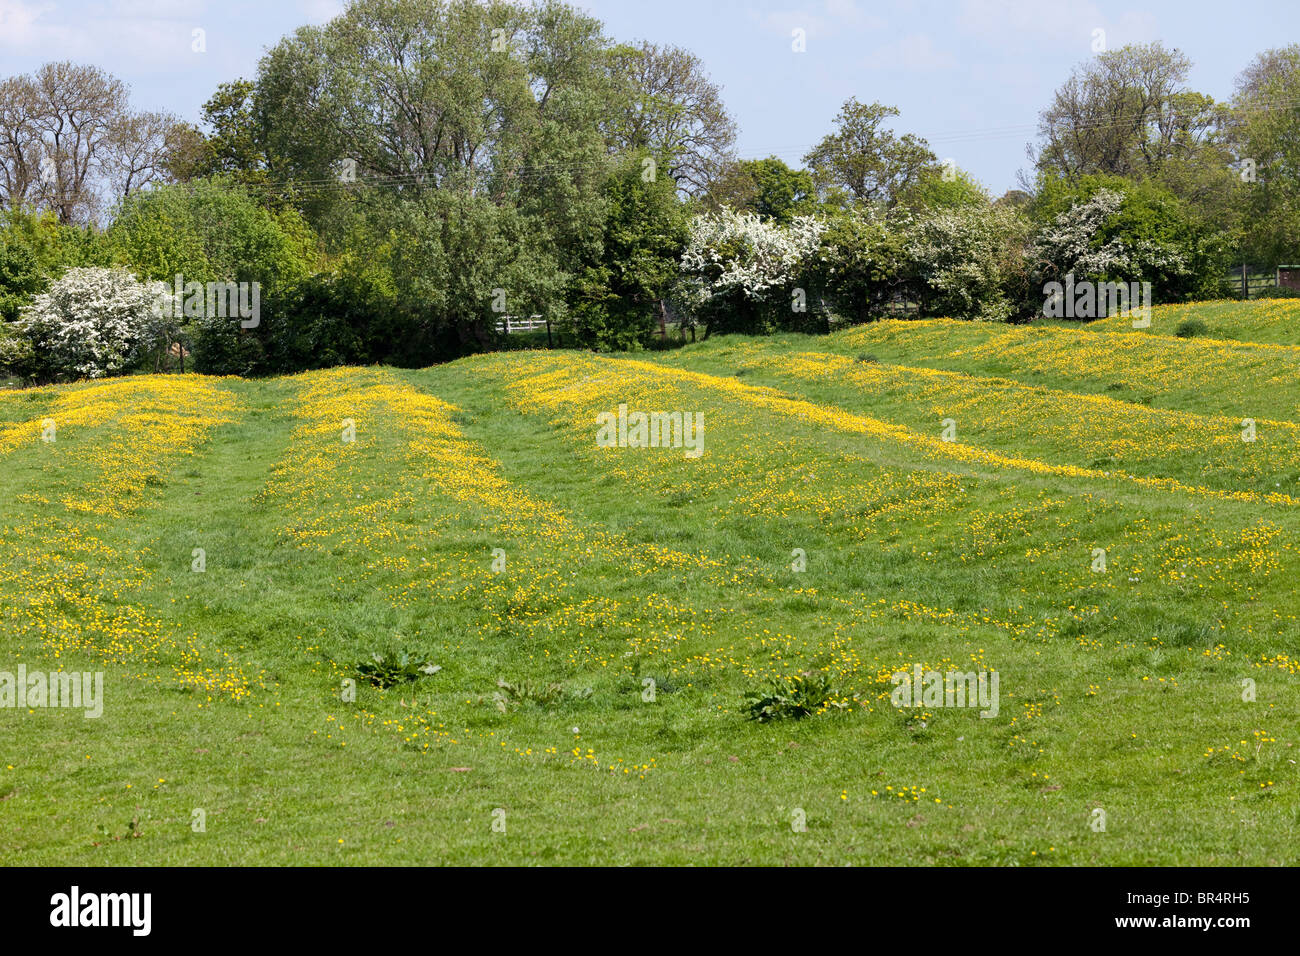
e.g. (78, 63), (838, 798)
(652, 340), (1300, 500)
(807, 318), (1300, 419)
(2, 302), (1297, 865)
(1091, 298), (1300, 346)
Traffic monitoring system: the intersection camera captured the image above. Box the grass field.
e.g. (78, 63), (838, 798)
(1091, 297), (1300, 346)
(3, 300), (1298, 865)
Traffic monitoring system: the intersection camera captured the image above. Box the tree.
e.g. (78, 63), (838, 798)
(1036, 44), (1229, 182)
(376, 188), (565, 353)
(1231, 45), (1300, 267)
(30, 63), (131, 222)
(258, 3), (608, 215)
(257, 0), (539, 196)
(679, 208), (825, 334)
(605, 41), (737, 196)
(507, 0), (613, 270)
(1028, 177), (1232, 305)
(995, 190), (1033, 211)
(170, 80), (274, 195)
(24, 62), (128, 223)
(708, 156), (815, 222)
(806, 210), (907, 324)
(108, 179), (316, 292)
(567, 151), (690, 349)
(255, 0), (618, 347)
(16, 266), (165, 381)
(107, 179), (319, 375)
(0, 207), (109, 323)
(0, 228), (42, 326)
(0, 76), (42, 210)
(894, 164), (989, 213)
(0, 62), (186, 222)
(103, 110), (186, 203)
(161, 123), (207, 185)
(0, 207), (110, 380)
(803, 99), (937, 209)
(264, 268), (404, 372)
(903, 202), (1027, 322)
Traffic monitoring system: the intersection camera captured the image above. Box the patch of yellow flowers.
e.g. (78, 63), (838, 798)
(0, 375), (250, 699)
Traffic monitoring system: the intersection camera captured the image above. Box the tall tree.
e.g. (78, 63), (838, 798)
(26, 62), (127, 223)
(254, 0), (615, 344)
(1230, 45), (1300, 266)
(0, 62), (185, 221)
(0, 76), (42, 210)
(172, 80), (273, 190)
(568, 149), (690, 349)
(604, 41), (737, 196)
(1036, 43), (1228, 182)
(103, 110), (184, 203)
(258, 0), (538, 194)
(802, 99), (936, 209)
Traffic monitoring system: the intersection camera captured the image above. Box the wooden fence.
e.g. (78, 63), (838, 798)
(1223, 265), (1300, 298)
(495, 315), (548, 334)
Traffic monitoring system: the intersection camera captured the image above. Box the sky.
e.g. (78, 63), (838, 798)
(2, 0), (1297, 195)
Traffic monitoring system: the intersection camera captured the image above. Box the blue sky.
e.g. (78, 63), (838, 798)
(1, 0), (1296, 194)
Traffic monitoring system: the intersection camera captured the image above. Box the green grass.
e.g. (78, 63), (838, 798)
(1089, 297), (1300, 347)
(3, 299), (1298, 865)
(776, 316), (1300, 419)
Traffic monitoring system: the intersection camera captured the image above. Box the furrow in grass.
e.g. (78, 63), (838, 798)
(261, 367), (1076, 768)
(258, 366), (738, 768)
(260, 366), (716, 602)
(470, 349), (1299, 663)
(611, 353), (1300, 509)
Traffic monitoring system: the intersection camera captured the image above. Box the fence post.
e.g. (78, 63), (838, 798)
(546, 319), (552, 349)
(1242, 263), (1247, 299)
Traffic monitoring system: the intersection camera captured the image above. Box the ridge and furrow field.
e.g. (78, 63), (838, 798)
(4, 311), (1298, 865)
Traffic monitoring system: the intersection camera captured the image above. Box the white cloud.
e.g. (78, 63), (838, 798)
(863, 33), (957, 72)
(0, 0), (57, 49)
(752, 0), (886, 42)
(296, 0), (343, 23)
(958, 0), (1159, 52)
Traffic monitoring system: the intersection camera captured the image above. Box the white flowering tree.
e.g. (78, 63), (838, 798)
(1029, 189), (1127, 279)
(1029, 188), (1190, 291)
(904, 203), (1026, 322)
(679, 209), (825, 333)
(17, 267), (168, 381)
